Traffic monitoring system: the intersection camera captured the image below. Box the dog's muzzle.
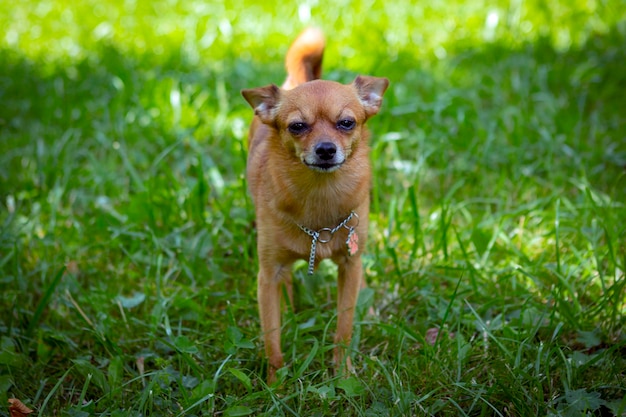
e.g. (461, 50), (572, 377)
(304, 141), (345, 172)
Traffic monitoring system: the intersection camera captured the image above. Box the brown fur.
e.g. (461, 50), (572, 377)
(241, 28), (389, 384)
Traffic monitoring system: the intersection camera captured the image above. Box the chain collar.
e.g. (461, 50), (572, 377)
(297, 211), (360, 275)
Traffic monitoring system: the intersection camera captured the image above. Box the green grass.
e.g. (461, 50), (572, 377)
(1, 0), (625, 415)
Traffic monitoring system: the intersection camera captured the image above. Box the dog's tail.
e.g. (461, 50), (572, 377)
(282, 28), (325, 90)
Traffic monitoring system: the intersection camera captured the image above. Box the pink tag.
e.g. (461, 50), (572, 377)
(346, 229), (359, 256)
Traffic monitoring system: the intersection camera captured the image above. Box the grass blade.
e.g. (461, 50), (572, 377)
(26, 266), (65, 337)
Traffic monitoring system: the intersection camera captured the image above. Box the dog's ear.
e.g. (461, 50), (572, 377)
(353, 75), (389, 117)
(241, 84), (281, 123)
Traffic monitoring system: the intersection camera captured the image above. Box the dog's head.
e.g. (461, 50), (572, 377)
(242, 76), (389, 172)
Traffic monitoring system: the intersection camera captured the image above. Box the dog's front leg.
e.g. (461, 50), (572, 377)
(257, 263), (290, 384)
(333, 255), (363, 375)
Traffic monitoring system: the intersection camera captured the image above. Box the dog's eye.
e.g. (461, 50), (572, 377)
(337, 119), (355, 131)
(288, 122), (308, 134)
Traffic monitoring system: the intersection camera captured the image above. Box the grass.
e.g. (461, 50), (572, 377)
(1, 0), (625, 415)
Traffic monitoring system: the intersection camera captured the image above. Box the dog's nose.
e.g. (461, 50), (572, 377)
(315, 142), (337, 161)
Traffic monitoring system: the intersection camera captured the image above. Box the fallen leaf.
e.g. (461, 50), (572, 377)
(65, 260), (80, 275)
(136, 356), (145, 376)
(425, 327), (456, 346)
(8, 398), (33, 417)
(137, 356), (146, 387)
(425, 327), (440, 345)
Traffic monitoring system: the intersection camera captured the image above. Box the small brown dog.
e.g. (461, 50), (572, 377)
(241, 28), (388, 384)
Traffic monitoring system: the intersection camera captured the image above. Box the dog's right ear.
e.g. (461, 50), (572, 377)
(241, 85), (281, 124)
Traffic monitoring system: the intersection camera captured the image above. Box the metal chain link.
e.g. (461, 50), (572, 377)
(297, 211), (358, 275)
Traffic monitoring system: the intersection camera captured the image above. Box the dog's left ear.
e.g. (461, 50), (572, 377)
(241, 84), (281, 123)
(353, 75), (389, 117)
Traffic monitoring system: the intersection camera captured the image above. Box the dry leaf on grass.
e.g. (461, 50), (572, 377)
(425, 327), (456, 346)
(8, 399), (34, 417)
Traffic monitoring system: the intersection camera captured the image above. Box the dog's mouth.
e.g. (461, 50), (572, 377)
(304, 160), (344, 172)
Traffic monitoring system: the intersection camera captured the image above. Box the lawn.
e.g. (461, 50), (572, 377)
(1, 0), (625, 415)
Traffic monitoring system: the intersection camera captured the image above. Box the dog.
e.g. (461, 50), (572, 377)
(241, 28), (388, 384)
